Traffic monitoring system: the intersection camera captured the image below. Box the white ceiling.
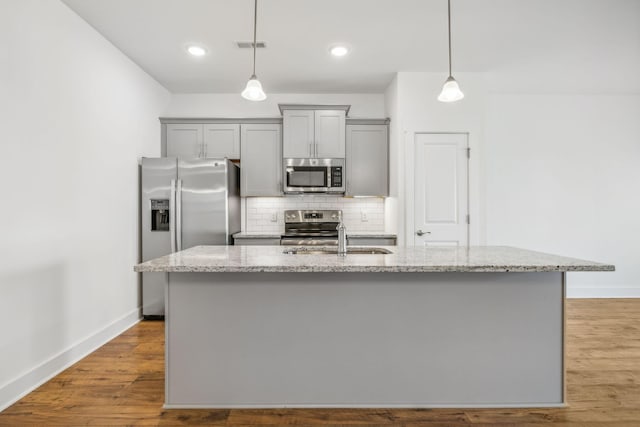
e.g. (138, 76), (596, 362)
(61, 0), (640, 94)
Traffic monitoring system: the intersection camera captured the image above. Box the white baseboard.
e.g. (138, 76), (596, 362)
(567, 286), (640, 298)
(0, 308), (140, 412)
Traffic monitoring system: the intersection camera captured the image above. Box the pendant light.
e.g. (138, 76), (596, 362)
(241, 0), (267, 101)
(438, 0), (464, 102)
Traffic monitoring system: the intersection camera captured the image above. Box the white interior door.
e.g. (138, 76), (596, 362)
(413, 133), (469, 247)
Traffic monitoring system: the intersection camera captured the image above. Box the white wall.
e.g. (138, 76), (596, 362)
(485, 93), (640, 297)
(385, 71), (640, 297)
(166, 93), (385, 118)
(0, 0), (170, 410)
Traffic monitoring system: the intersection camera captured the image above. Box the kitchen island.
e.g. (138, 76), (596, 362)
(134, 245), (613, 409)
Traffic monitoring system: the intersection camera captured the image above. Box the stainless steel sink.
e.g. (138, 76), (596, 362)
(283, 247), (392, 255)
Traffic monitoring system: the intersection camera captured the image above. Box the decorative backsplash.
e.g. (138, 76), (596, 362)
(244, 196), (385, 233)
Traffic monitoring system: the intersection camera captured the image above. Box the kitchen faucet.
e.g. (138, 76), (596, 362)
(337, 220), (347, 256)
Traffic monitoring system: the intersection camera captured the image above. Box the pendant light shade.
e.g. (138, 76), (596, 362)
(438, 0), (464, 103)
(242, 74), (267, 101)
(438, 76), (464, 102)
(241, 0), (266, 101)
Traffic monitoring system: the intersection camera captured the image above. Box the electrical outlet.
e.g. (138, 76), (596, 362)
(270, 212), (278, 223)
(361, 210), (368, 222)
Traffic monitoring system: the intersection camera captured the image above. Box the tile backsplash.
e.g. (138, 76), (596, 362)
(244, 196), (385, 233)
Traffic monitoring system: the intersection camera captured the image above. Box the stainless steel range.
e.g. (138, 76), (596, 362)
(281, 210), (341, 246)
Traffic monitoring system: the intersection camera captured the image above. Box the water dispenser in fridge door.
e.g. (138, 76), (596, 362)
(150, 199), (170, 231)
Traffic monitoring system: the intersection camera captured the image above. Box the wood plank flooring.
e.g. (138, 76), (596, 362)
(1, 299), (639, 426)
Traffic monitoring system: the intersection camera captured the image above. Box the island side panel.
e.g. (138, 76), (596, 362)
(166, 272), (564, 408)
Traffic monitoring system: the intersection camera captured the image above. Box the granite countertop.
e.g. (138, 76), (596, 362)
(134, 245), (614, 273)
(233, 232), (397, 239)
(348, 233), (397, 239)
(233, 232), (282, 238)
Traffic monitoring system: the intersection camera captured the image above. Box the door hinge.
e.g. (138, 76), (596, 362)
(467, 147), (471, 158)
(466, 214), (470, 225)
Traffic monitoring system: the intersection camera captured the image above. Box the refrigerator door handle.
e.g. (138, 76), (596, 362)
(170, 179), (176, 253)
(176, 179), (183, 251)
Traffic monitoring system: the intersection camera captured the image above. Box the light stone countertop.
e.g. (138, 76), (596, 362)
(134, 245), (614, 273)
(347, 233), (397, 239)
(232, 232), (397, 239)
(232, 232), (282, 238)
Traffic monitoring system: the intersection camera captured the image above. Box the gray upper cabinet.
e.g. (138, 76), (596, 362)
(282, 110), (314, 158)
(241, 124), (282, 197)
(166, 124), (203, 158)
(282, 109), (346, 158)
(166, 123), (240, 159)
(315, 110), (346, 158)
(346, 124), (389, 197)
(203, 124), (240, 159)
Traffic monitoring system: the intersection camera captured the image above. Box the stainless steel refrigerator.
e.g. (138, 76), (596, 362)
(141, 158), (240, 318)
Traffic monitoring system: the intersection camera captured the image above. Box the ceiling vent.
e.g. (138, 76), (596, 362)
(236, 41), (267, 49)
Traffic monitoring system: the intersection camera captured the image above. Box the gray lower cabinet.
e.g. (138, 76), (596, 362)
(348, 237), (396, 246)
(234, 237), (282, 246)
(346, 124), (389, 196)
(240, 124), (282, 196)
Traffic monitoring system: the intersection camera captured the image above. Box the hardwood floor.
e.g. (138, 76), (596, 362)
(1, 299), (639, 426)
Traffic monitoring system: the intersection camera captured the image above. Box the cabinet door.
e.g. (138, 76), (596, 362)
(346, 125), (388, 196)
(203, 124), (240, 159)
(241, 124), (282, 196)
(315, 110), (346, 158)
(283, 110), (314, 158)
(166, 124), (203, 158)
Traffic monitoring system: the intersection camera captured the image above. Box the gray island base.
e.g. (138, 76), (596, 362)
(134, 246), (614, 409)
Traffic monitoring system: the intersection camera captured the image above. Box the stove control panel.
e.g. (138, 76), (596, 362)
(284, 210), (342, 224)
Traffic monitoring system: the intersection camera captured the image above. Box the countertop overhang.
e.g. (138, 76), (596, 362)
(134, 245), (614, 273)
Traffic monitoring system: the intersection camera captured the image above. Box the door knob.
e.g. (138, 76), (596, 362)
(416, 229), (430, 236)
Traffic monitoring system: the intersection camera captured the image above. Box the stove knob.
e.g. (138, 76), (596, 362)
(331, 214), (338, 220)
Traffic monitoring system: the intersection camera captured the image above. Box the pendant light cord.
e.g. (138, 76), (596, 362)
(252, 0), (258, 77)
(447, 0), (452, 78)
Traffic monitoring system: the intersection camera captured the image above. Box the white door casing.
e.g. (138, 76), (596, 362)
(413, 133), (469, 247)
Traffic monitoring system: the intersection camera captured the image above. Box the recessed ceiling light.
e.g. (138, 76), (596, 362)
(330, 45), (349, 57)
(187, 46), (207, 57)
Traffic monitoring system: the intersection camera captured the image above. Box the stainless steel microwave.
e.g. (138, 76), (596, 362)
(283, 158), (345, 194)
